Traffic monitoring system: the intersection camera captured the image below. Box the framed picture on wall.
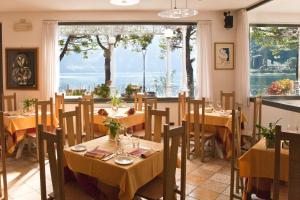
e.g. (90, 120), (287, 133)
(6, 48), (38, 89)
(214, 43), (234, 70)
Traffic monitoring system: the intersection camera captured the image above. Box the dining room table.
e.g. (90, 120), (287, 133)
(64, 135), (163, 200)
(187, 109), (247, 159)
(239, 138), (288, 199)
(3, 110), (56, 154)
(93, 106), (145, 134)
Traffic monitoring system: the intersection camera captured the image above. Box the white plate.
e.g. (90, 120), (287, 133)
(71, 145), (87, 152)
(114, 156), (134, 165)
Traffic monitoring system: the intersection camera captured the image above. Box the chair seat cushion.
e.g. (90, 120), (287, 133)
(135, 176), (163, 200)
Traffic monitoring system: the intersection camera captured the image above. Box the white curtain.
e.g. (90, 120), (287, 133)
(195, 21), (213, 100)
(41, 21), (59, 100)
(235, 9), (250, 112)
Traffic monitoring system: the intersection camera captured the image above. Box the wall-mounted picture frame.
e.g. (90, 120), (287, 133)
(6, 48), (38, 89)
(214, 43), (234, 70)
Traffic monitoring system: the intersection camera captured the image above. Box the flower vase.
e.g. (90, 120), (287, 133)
(112, 105), (118, 113)
(108, 129), (119, 142)
(265, 138), (275, 149)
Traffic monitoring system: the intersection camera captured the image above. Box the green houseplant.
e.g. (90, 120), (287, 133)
(104, 118), (121, 140)
(23, 98), (37, 112)
(94, 83), (110, 98)
(256, 119), (281, 148)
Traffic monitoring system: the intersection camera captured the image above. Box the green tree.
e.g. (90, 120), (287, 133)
(250, 26), (299, 55)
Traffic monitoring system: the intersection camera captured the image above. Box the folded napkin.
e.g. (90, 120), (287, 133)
(126, 107), (135, 116)
(84, 148), (111, 160)
(129, 148), (155, 158)
(98, 108), (108, 116)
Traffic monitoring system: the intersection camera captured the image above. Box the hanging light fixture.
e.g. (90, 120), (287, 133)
(158, 0), (198, 19)
(110, 0), (140, 6)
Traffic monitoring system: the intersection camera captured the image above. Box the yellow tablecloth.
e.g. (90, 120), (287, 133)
(94, 107), (145, 134)
(239, 138), (289, 181)
(4, 112), (57, 153)
(187, 111), (246, 158)
(64, 136), (163, 200)
(239, 139), (288, 199)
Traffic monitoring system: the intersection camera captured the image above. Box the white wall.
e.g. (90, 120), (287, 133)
(0, 10), (237, 106)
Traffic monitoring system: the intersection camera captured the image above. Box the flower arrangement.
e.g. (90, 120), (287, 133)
(104, 118), (121, 140)
(94, 83), (110, 98)
(256, 119), (281, 148)
(267, 79), (293, 95)
(125, 84), (141, 97)
(23, 98), (37, 112)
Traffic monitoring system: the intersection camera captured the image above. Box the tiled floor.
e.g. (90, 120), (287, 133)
(7, 150), (232, 200)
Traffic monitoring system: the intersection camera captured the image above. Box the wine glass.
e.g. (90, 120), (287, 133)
(216, 102), (222, 112)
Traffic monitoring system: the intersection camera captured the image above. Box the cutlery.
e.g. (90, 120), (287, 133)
(102, 153), (115, 161)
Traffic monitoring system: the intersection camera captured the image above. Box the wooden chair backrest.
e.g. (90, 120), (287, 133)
(230, 108), (243, 199)
(163, 121), (187, 200)
(252, 96), (262, 145)
(55, 93), (65, 118)
(134, 93), (145, 111)
(145, 105), (170, 142)
(82, 93), (93, 101)
(144, 97), (158, 120)
(187, 98), (205, 156)
(220, 91), (235, 110)
(274, 126), (300, 200)
(78, 99), (94, 141)
(178, 92), (187, 125)
(38, 126), (64, 200)
(0, 112), (8, 200)
(2, 93), (16, 111)
(35, 98), (54, 131)
(58, 107), (82, 146)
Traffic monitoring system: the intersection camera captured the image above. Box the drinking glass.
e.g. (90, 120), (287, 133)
(132, 137), (140, 149)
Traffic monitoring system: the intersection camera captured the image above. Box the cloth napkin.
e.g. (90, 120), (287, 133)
(126, 107), (135, 116)
(84, 148), (111, 160)
(129, 148), (155, 158)
(98, 108), (108, 116)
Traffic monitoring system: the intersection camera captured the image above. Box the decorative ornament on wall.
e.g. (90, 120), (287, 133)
(6, 48), (38, 89)
(214, 43), (234, 70)
(14, 19), (32, 32)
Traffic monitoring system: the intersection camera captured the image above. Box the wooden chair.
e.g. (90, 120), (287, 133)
(18, 98), (55, 159)
(55, 93), (65, 119)
(230, 108), (244, 199)
(273, 125), (300, 200)
(134, 93), (146, 111)
(58, 107), (82, 147)
(78, 99), (94, 141)
(38, 126), (93, 200)
(2, 93), (17, 111)
(135, 121), (187, 200)
(0, 112), (8, 200)
(145, 105), (170, 142)
(220, 90), (235, 110)
(132, 98), (158, 138)
(178, 92), (187, 126)
(82, 93), (93, 101)
(241, 96), (262, 150)
(187, 98), (216, 161)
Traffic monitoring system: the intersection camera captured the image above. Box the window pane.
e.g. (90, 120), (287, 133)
(250, 26), (299, 96)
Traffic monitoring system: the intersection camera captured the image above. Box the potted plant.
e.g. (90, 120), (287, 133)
(125, 84), (141, 98)
(23, 98), (37, 112)
(104, 118), (121, 141)
(94, 83), (110, 98)
(109, 93), (123, 112)
(256, 119), (281, 148)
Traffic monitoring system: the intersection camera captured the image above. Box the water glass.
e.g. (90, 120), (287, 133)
(132, 137), (140, 149)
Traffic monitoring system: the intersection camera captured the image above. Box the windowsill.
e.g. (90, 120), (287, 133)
(64, 97), (179, 104)
(250, 96), (300, 113)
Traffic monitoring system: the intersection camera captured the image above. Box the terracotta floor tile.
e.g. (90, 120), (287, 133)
(201, 162), (223, 172)
(186, 174), (207, 186)
(189, 187), (220, 200)
(210, 173), (231, 184)
(190, 166), (215, 180)
(216, 194), (230, 200)
(201, 179), (228, 193)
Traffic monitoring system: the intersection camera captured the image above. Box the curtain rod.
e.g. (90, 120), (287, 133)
(246, 0), (273, 11)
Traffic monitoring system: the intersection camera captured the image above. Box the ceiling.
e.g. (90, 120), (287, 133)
(0, 0), (260, 12)
(251, 0), (300, 13)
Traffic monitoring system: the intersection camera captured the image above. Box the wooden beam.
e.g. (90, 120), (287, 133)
(0, 23), (2, 111)
(246, 0), (274, 11)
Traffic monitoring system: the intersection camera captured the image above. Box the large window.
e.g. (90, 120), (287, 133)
(58, 23), (197, 98)
(250, 25), (299, 96)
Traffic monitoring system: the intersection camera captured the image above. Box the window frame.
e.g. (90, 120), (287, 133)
(58, 21), (197, 100)
(249, 23), (300, 97)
